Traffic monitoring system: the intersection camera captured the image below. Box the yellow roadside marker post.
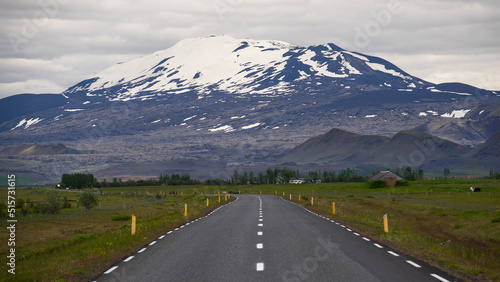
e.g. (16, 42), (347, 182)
(219, 192), (220, 203)
(184, 204), (187, 217)
(289, 194), (292, 200)
(299, 195), (301, 201)
(207, 198), (209, 207)
(332, 202), (336, 215)
(131, 215), (136, 235)
(311, 197), (314, 206)
(384, 214), (389, 233)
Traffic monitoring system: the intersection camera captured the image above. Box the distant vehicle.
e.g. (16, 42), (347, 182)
(66, 187), (69, 190)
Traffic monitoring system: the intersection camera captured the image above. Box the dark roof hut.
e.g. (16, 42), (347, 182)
(368, 171), (403, 186)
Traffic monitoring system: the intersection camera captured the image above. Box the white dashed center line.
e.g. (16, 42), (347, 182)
(256, 262), (264, 271)
(258, 231), (263, 236)
(258, 223), (263, 227)
(256, 243), (263, 249)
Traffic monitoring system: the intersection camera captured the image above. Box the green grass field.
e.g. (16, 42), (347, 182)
(0, 186), (232, 281)
(0, 180), (499, 281)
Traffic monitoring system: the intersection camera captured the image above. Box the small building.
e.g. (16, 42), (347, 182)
(368, 171), (403, 186)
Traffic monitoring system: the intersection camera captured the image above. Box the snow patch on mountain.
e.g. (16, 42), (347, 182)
(209, 125), (235, 133)
(11, 118), (43, 130)
(365, 62), (411, 80)
(242, 123), (261, 130)
(64, 109), (84, 112)
(441, 109), (471, 118)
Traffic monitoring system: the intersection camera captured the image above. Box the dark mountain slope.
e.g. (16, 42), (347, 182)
(468, 132), (500, 162)
(282, 128), (473, 169)
(0, 94), (66, 124)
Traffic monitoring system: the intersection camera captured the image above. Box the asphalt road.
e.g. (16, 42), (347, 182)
(96, 194), (457, 282)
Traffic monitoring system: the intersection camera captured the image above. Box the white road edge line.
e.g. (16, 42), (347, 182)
(138, 248), (147, 253)
(406, 260), (421, 268)
(362, 237), (370, 241)
(159, 235), (165, 239)
(149, 241), (157, 246)
(430, 274), (450, 282)
(104, 266), (118, 274)
(388, 251), (399, 257)
(374, 243), (383, 248)
(123, 256), (134, 262)
(256, 262), (264, 271)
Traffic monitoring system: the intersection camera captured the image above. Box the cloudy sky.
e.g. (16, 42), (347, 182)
(0, 0), (498, 99)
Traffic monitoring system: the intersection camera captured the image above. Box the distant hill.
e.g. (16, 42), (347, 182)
(0, 94), (66, 124)
(0, 143), (93, 156)
(281, 128), (389, 163)
(280, 128), (500, 173)
(468, 131), (500, 161)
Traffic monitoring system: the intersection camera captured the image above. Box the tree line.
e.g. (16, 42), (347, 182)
(60, 166), (428, 188)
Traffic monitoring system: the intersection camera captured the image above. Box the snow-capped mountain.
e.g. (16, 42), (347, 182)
(63, 35), (429, 102)
(1, 35), (499, 184)
(3, 35), (498, 142)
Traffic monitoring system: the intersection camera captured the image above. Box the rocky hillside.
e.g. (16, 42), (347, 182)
(282, 128), (499, 172)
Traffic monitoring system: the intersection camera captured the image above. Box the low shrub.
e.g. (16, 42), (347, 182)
(367, 180), (386, 188)
(111, 214), (132, 221)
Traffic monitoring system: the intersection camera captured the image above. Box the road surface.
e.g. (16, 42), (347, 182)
(96, 194), (457, 281)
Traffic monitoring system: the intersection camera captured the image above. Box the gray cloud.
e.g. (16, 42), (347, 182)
(0, 0), (499, 98)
